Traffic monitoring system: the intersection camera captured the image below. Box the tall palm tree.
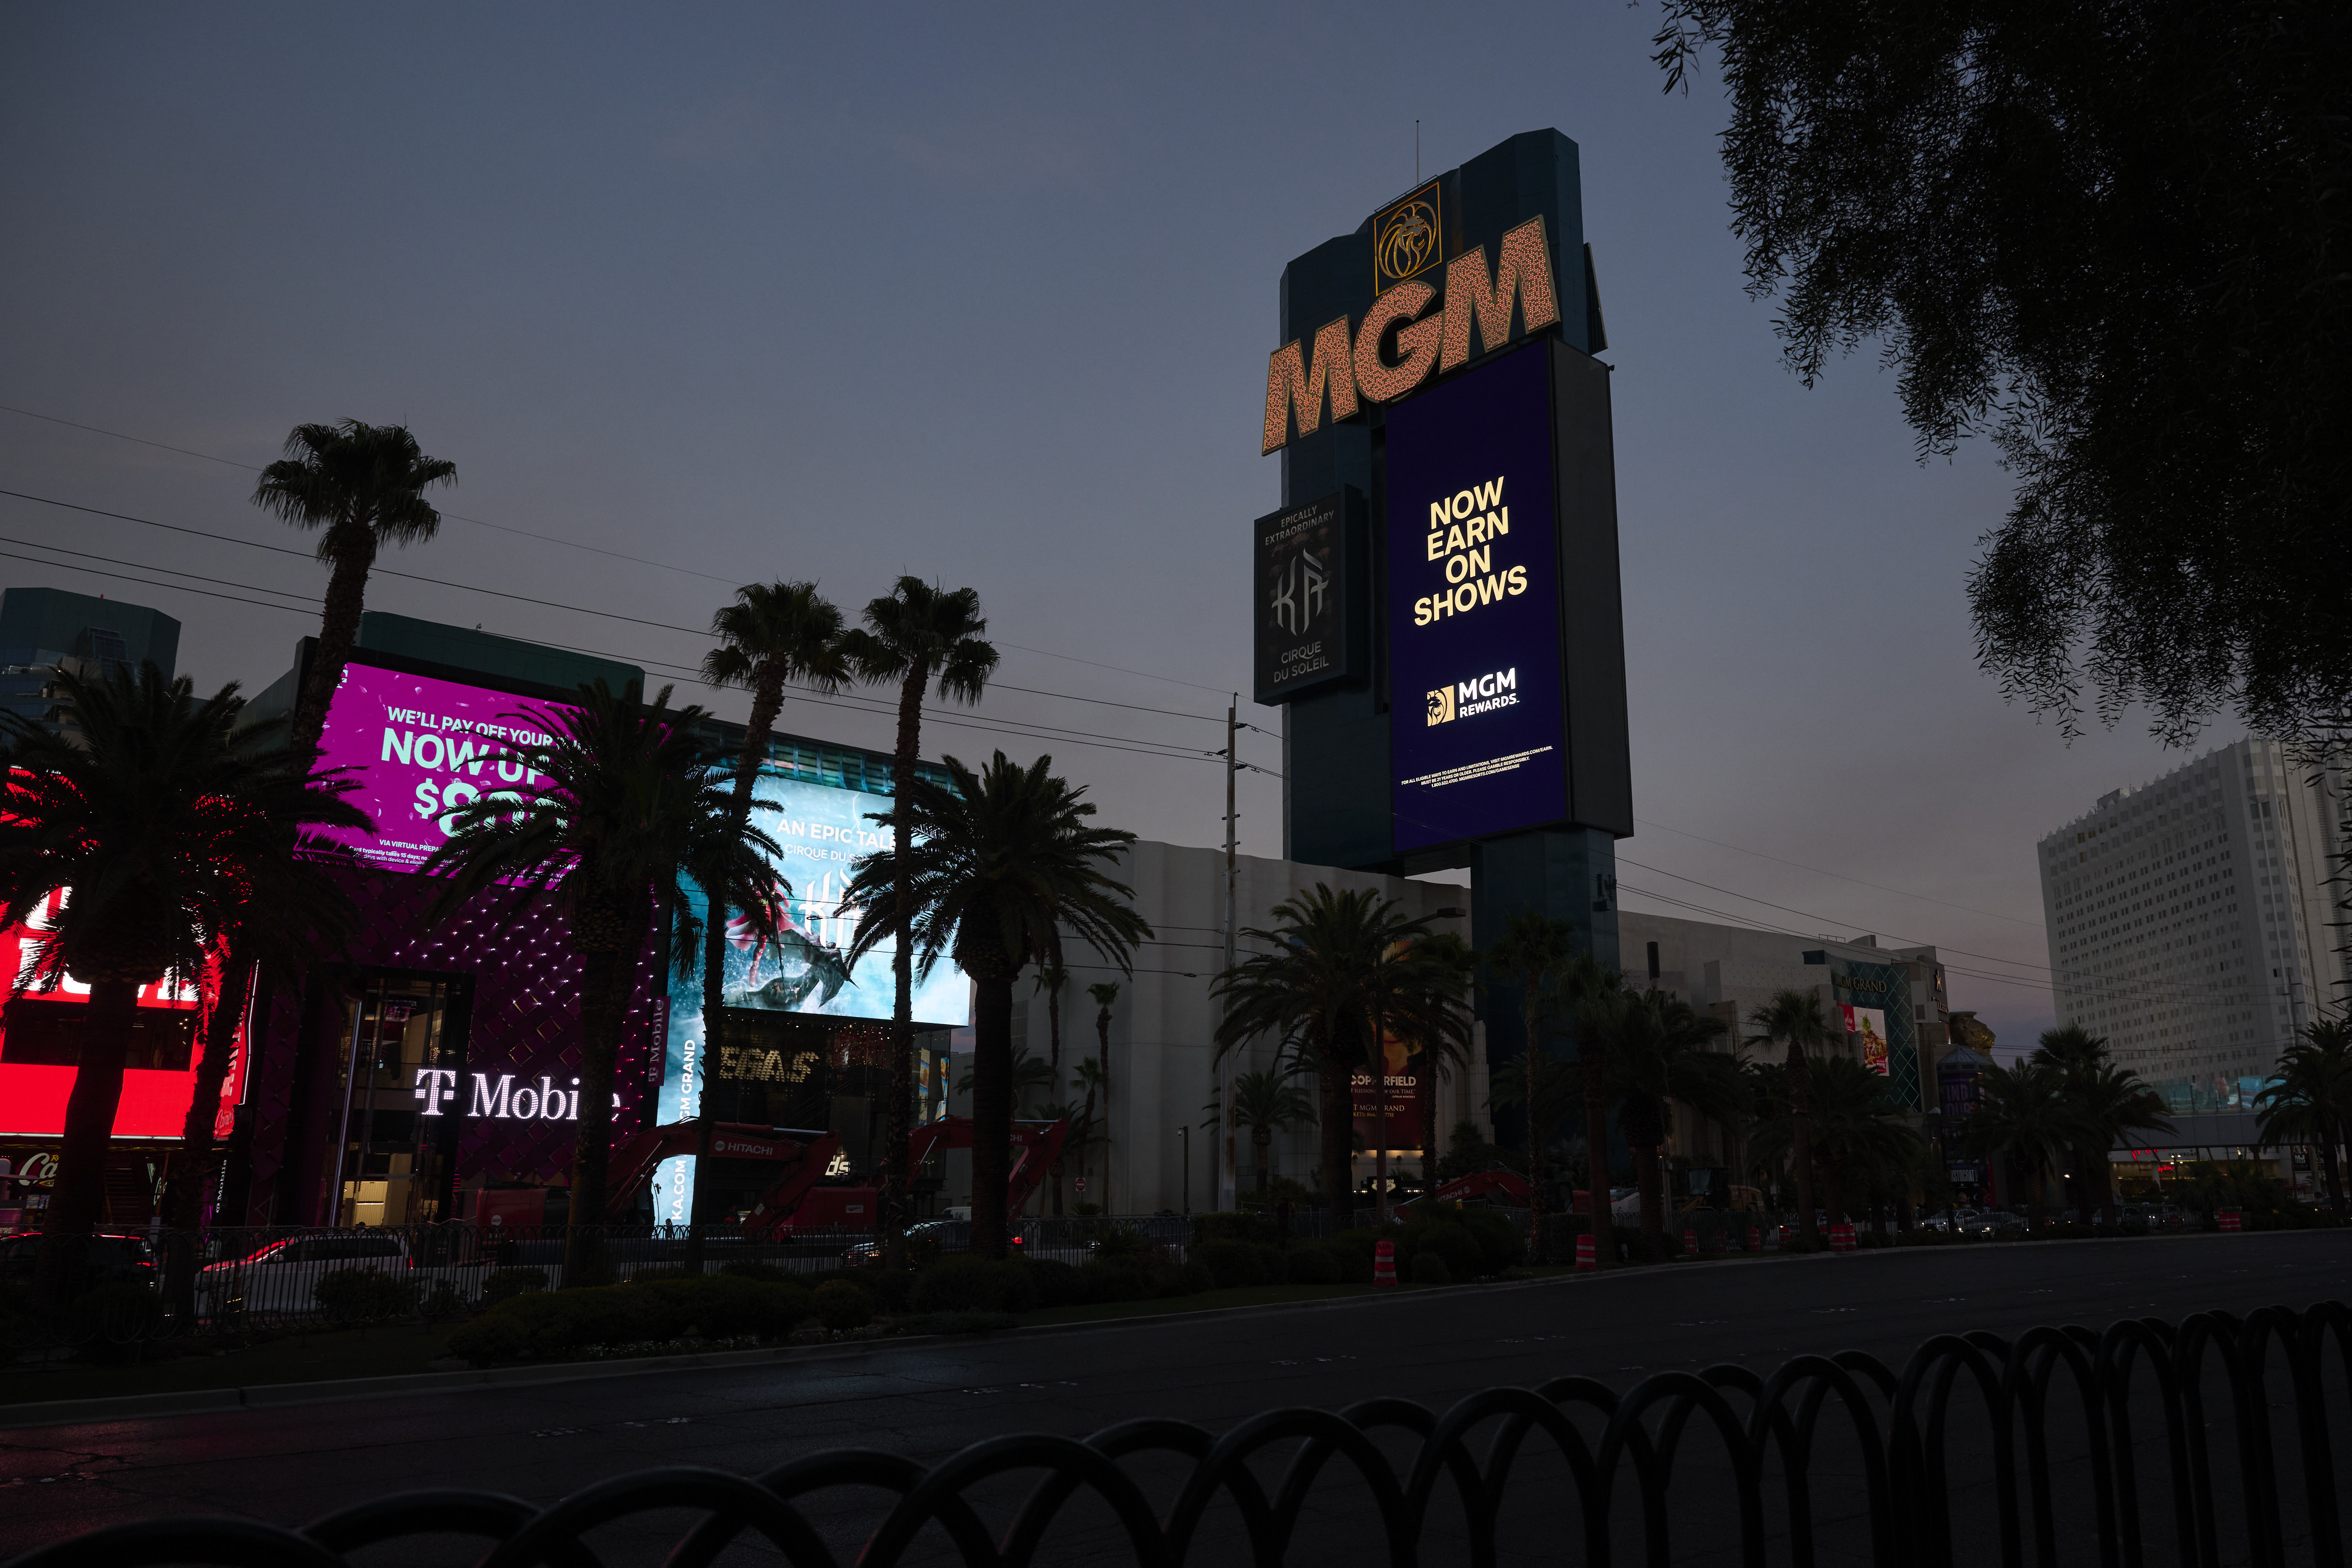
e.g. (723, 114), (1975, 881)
(1484, 913), (1583, 1263)
(1962, 1058), (2073, 1229)
(2255, 1015), (2352, 1218)
(1034, 956), (1070, 1095)
(2030, 1024), (2171, 1223)
(1213, 887), (1465, 1235)
(1087, 982), (1120, 1209)
(843, 751), (1147, 1258)
(838, 579), (997, 1261)
(1, 664), (366, 1302)
(250, 420), (457, 752)
(692, 582), (847, 1259)
(1399, 932), (1476, 1183)
(1611, 990), (1735, 1257)
(1749, 990), (1835, 1243)
(423, 682), (775, 1283)
(1230, 1067), (1318, 1197)
(1750, 1055), (1923, 1228)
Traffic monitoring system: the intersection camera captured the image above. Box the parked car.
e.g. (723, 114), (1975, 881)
(1959, 1210), (2027, 1238)
(1917, 1208), (1979, 1233)
(196, 1231), (411, 1314)
(840, 1218), (969, 1266)
(0, 1232), (156, 1285)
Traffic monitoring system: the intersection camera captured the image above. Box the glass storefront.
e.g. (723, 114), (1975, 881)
(328, 972), (469, 1226)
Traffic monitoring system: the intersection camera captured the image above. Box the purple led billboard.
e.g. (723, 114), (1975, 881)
(315, 661), (564, 874)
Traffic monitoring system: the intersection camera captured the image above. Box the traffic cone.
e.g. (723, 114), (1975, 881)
(1683, 1226), (1700, 1258)
(1373, 1238), (1398, 1288)
(1746, 1225), (1762, 1253)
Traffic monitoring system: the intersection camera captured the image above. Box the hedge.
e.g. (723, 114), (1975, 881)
(448, 1273), (812, 1365)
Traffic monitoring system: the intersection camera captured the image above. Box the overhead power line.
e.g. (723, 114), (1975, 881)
(1634, 817), (2046, 931)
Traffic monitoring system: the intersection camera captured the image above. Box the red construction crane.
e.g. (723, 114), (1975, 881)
(777, 1116), (1069, 1233)
(600, 1120), (841, 1239)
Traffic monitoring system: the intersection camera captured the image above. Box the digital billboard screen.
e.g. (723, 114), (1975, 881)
(1252, 490), (1354, 704)
(1385, 342), (1569, 852)
(315, 661), (561, 874)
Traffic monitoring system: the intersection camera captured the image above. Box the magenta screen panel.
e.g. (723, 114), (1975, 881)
(315, 661), (564, 874)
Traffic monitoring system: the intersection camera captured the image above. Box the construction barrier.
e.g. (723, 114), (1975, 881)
(2220, 1210), (2243, 1232)
(1575, 1233), (1596, 1271)
(1829, 1221), (1857, 1253)
(1373, 1237), (1397, 1287)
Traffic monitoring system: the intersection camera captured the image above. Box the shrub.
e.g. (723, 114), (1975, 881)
(446, 1275), (812, 1365)
(630, 1266), (693, 1282)
(481, 1267), (549, 1306)
(1077, 1259), (1152, 1303)
(1192, 1211), (1274, 1245)
(718, 1260), (788, 1281)
(1453, 1208), (1526, 1273)
(1178, 1261), (1214, 1295)
(1282, 1246), (1342, 1285)
(811, 1279), (874, 1330)
(70, 1280), (165, 1363)
(911, 1255), (1038, 1315)
(1024, 1257), (1084, 1308)
(1193, 1238), (1275, 1290)
(314, 1268), (419, 1322)
(1410, 1252), (1453, 1286)
(1091, 1227), (1161, 1263)
(1328, 1229), (1382, 1284)
(1399, 1220), (1482, 1281)
(420, 1281), (465, 1318)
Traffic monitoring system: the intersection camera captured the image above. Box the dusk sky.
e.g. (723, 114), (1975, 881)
(0, 4), (2243, 1049)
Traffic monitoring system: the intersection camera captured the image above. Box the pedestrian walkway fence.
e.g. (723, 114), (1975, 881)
(12, 1299), (2346, 1567)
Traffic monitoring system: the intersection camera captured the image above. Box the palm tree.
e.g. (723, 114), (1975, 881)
(250, 420), (457, 752)
(1213, 887), (1465, 1235)
(1962, 1058), (2073, 1229)
(1230, 1067), (1318, 1197)
(423, 682), (774, 1283)
(1749, 990), (1835, 1243)
(691, 582), (848, 1259)
(843, 751), (1147, 1258)
(838, 579), (997, 1262)
(1611, 990), (1735, 1256)
(1752, 1055), (1923, 1228)
(1034, 957), (1070, 1092)
(2030, 1024), (2172, 1223)
(1086, 982), (1120, 1209)
(1399, 932), (1476, 1183)
(1484, 913), (1583, 1263)
(2255, 1016), (2352, 1218)
(1, 664), (366, 1301)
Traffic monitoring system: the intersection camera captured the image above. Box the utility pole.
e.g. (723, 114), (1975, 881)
(1221, 696), (1239, 1211)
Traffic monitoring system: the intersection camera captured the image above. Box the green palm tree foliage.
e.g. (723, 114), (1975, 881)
(1213, 887), (1466, 1235)
(693, 581), (846, 1255)
(423, 681), (776, 1283)
(2254, 1016), (2352, 1218)
(2029, 1024), (2172, 1223)
(1398, 932), (1475, 1172)
(1, 664), (366, 1300)
(1750, 1055), (1920, 1225)
(1960, 1058), (2073, 1229)
(1610, 990), (1735, 1255)
(1749, 989), (1835, 1242)
(1230, 1067), (1318, 1196)
(843, 751), (1146, 1258)
(838, 577), (997, 1259)
(1482, 913), (1588, 1264)
(250, 420), (457, 751)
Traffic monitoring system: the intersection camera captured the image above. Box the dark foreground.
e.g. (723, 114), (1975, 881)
(4, 1230), (2347, 1565)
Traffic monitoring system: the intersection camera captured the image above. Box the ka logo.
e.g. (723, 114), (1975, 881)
(1374, 181), (1443, 294)
(1426, 686), (1456, 726)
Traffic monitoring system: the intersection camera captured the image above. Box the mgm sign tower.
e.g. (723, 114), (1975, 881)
(1254, 129), (1631, 1135)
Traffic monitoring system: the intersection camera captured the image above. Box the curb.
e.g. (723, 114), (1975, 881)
(4, 1229), (2331, 1430)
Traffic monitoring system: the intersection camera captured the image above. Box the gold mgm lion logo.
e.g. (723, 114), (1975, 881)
(1374, 182), (1443, 293)
(1426, 686), (1456, 726)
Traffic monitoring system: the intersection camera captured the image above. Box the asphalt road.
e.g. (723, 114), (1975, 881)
(5, 1231), (2348, 1564)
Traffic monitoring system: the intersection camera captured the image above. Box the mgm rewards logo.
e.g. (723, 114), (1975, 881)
(1374, 181), (1443, 293)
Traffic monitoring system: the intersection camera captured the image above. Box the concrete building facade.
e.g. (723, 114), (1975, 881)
(2036, 737), (2351, 1115)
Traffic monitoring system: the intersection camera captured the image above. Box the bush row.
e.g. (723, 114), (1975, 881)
(447, 1272), (824, 1365)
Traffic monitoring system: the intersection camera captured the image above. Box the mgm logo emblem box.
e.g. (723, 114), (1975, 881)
(1374, 180), (1444, 294)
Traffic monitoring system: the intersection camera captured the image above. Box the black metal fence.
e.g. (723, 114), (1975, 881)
(10, 1299), (2346, 1567)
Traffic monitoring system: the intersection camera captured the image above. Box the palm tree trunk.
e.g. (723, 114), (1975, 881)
(1631, 1122), (1666, 1259)
(292, 551), (375, 753)
(968, 951), (1015, 1259)
(1318, 1044), (1351, 1234)
(1097, 1009), (1112, 1214)
(685, 910), (729, 1271)
(1787, 1043), (1819, 1244)
(2321, 1122), (2346, 1219)
(159, 953), (251, 1319)
(1255, 1126), (1271, 1196)
(564, 901), (641, 1288)
(881, 661), (930, 1266)
(1521, 989), (1547, 1259)
(37, 978), (140, 1304)
(1582, 1025), (1615, 1271)
(1415, 1050), (1437, 1185)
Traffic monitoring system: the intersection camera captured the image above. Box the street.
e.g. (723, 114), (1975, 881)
(5, 1230), (2348, 1564)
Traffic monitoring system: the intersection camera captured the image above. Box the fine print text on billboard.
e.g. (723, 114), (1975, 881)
(315, 661), (560, 874)
(1252, 491), (1352, 704)
(1384, 343), (1569, 852)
